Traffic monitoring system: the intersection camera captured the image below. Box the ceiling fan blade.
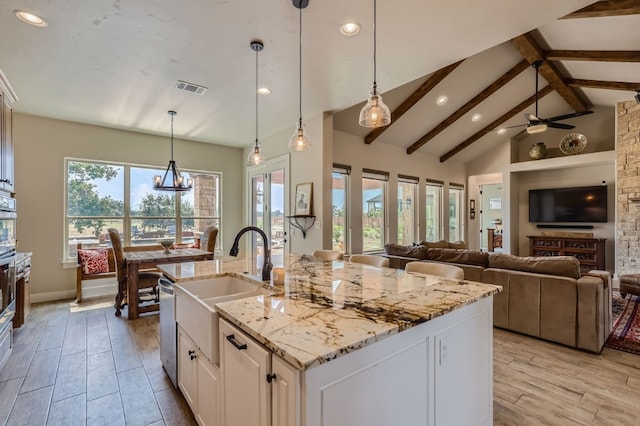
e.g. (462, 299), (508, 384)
(524, 113), (539, 121)
(488, 123), (527, 132)
(547, 122), (575, 130)
(547, 110), (594, 122)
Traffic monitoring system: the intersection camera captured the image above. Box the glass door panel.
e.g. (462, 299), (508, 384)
(270, 169), (285, 266)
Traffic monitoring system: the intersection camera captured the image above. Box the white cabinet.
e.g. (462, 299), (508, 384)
(220, 319), (271, 426)
(0, 88), (14, 193)
(271, 355), (300, 426)
(178, 325), (221, 426)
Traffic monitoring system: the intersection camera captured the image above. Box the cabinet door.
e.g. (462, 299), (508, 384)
(178, 326), (197, 411)
(220, 319), (270, 426)
(196, 355), (221, 426)
(272, 356), (299, 426)
(2, 97), (12, 193)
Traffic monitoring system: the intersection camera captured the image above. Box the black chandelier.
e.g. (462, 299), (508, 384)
(154, 110), (193, 192)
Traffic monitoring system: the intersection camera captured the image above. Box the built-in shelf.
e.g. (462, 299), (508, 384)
(286, 215), (316, 239)
(509, 150), (615, 173)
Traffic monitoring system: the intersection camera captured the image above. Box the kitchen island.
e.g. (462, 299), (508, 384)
(159, 255), (501, 426)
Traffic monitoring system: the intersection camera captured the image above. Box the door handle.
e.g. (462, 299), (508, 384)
(226, 334), (248, 350)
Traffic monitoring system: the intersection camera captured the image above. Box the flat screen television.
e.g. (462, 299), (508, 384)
(529, 185), (608, 223)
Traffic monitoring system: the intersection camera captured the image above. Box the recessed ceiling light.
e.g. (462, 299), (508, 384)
(497, 128), (507, 135)
(436, 95), (448, 106)
(14, 10), (47, 27)
(257, 87), (271, 95)
(339, 22), (360, 36)
(471, 113), (482, 122)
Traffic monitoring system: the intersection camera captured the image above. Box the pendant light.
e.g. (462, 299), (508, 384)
(288, 0), (311, 152)
(153, 110), (193, 191)
(359, 0), (391, 128)
(248, 40), (266, 166)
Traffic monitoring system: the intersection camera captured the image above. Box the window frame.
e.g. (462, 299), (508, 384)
(397, 174), (418, 245)
(332, 164), (350, 253)
(64, 158), (222, 262)
(426, 180), (444, 242)
(448, 183), (464, 242)
(362, 169), (389, 253)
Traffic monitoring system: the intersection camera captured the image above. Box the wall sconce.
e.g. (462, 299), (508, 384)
(398, 198), (413, 211)
(469, 199), (476, 219)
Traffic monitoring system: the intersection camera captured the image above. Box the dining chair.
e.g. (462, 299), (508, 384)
(108, 228), (163, 316)
(200, 225), (219, 253)
(349, 254), (389, 268)
(405, 261), (464, 280)
(312, 249), (343, 261)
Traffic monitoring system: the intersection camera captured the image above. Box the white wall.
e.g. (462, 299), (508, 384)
(14, 113), (243, 301)
(333, 130), (467, 254)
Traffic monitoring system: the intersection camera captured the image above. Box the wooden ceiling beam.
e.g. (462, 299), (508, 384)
(545, 50), (640, 62)
(511, 33), (591, 112)
(364, 60), (463, 145)
(566, 78), (640, 91)
(406, 59), (530, 155)
(563, 0), (640, 19)
(439, 85), (553, 163)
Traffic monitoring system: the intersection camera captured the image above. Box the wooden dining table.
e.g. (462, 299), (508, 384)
(123, 248), (214, 319)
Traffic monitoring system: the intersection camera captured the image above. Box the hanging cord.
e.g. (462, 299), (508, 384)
(373, 0), (377, 86)
(170, 112), (175, 161)
(298, 6), (303, 127)
(255, 43), (259, 147)
(534, 62), (539, 117)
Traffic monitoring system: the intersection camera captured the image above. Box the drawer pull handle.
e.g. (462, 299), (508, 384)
(226, 334), (247, 351)
(266, 373), (277, 383)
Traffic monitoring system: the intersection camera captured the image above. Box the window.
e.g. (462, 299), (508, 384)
(426, 180), (443, 242)
(332, 164), (350, 252)
(449, 183), (464, 242)
(66, 159), (221, 260)
(362, 169), (388, 252)
(398, 175), (418, 245)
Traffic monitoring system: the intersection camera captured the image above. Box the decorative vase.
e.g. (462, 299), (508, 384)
(528, 142), (548, 160)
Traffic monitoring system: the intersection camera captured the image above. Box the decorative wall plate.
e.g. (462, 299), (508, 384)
(559, 133), (587, 155)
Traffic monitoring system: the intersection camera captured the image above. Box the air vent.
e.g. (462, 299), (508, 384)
(174, 80), (208, 95)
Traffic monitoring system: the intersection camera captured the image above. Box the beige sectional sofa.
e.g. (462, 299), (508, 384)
(384, 244), (612, 353)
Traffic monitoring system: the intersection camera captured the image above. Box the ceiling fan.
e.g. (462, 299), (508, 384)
(501, 60), (593, 134)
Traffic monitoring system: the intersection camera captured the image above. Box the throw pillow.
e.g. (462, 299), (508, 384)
(448, 240), (467, 249)
(78, 248), (110, 275)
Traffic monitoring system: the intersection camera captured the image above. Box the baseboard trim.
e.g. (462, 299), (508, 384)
(31, 289), (77, 304)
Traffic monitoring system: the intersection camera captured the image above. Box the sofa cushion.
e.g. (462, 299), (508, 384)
(426, 248), (489, 267)
(78, 248), (110, 275)
(488, 253), (581, 279)
(448, 240), (468, 249)
(419, 240), (450, 249)
(384, 243), (429, 260)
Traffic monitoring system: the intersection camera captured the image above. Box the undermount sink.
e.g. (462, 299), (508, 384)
(174, 275), (272, 365)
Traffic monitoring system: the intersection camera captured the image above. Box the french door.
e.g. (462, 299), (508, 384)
(247, 155), (289, 267)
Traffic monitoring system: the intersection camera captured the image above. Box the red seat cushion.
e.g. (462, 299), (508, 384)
(78, 248), (110, 275)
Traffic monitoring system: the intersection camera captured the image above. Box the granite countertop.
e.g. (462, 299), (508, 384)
(159, 255), (501, 371)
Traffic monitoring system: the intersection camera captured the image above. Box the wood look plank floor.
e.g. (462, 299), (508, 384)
(2, 298), (640, 425)
(0, 297), (196, 426)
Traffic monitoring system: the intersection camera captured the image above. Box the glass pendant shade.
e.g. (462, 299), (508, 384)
(247, 141), (265, 165)
(153, 110), (192, 192)
(359, 84), (391, 128)
(288, 120), (311, 152)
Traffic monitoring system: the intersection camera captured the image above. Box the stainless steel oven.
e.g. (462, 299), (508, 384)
(0, 194), (17, 344)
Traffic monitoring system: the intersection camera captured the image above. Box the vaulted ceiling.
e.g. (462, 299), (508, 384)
(334, 1), (640, 163)
(0, 0), (637, 163)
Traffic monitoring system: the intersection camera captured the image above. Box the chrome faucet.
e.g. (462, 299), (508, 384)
(229, 226), (273, 281)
